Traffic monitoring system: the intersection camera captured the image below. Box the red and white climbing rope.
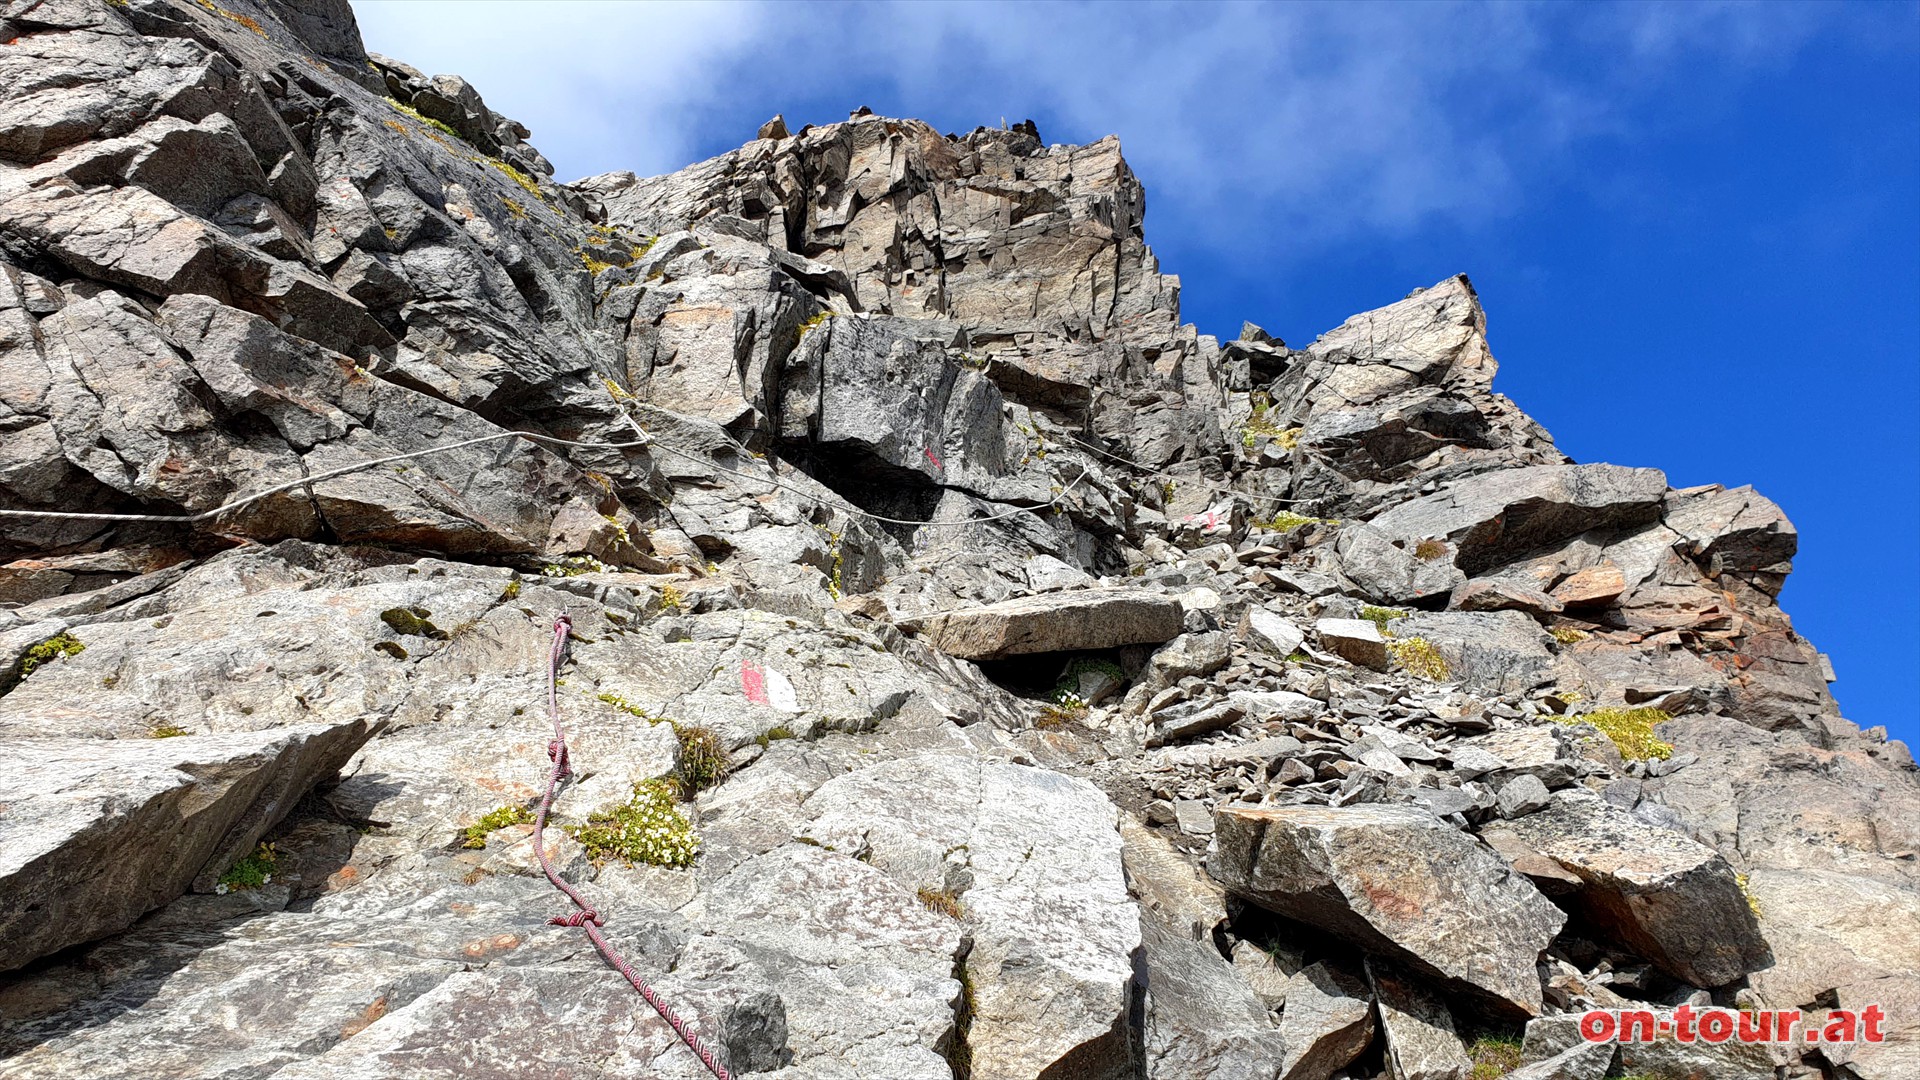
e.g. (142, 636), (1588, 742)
(534, 614), (733, 1080)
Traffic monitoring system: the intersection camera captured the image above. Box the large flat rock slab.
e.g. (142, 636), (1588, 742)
(0, 722), (374, 972)
(1501, 789), (1771, 988)
(1209, 803), (1564, 1018)
(800, 752), (1141, 1080)
(899, 588), (1183, 660)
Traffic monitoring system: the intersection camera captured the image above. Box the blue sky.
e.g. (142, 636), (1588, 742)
(355, 1), (1920, 745)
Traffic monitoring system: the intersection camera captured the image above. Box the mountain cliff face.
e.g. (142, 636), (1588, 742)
(1, 3), (1914, 1079)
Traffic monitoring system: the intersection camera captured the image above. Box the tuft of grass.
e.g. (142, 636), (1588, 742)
(1036, 698), (1089, 729)
(795, 310), (833, 344)
(1360, 606), (1408, 633)
(674, 724), (730, 793)
(1466, 1034), (1524, 1080)
(216, 842), (277, 893)
(1414, 538), (1449, 561)
(461, 805), (532, 849)
(1253, 511), (1327, 532)
(1557, 707), (1674, 761)
(1389, 637), (1450, 681)
(917, 885), (965, 920)
(660, 583), (684, 611)
(568, 779), (699, 867)
(542, 555), (607, 578)
(149, 722), (191, 739)
(1551, 626), (1589, 645)
(485, 157), (543, 199)
(385, 98), (461, 140)
(19, 631), (84, 677)
(499, 579), (522, 602)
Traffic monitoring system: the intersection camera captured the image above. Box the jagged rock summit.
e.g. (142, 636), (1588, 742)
(1, 2), (1915, 1079)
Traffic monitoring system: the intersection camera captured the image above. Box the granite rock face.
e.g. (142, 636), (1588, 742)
(0, 2), (1913, 1078)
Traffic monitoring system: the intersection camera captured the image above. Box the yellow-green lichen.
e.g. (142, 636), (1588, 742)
(1389, 636), (1450, 681)
(461, 804), (533, 849)
(1557, 707), (1674, 761)
(18, 632), (84, 677)
(385, 98), (460, 140)
(380, 606), (447, 639)
(1360, 606), (1408, 633)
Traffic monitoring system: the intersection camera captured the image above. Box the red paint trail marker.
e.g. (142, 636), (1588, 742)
(741, 660), (769, 705)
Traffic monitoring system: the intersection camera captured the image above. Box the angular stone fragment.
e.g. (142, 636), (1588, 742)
(800, 753), (1140, 1080)
(1149, 631), (1232, 684)
(1278, 961), (1375, 1080)
(1496, 774), (1552, 818)
(1460, 727), (1578, 788)
(1243, 605), (1306, 657)
(1368, 959), (1473, 1080)
(1501, 789), (1771, 987)
(1314, 617), (1390, 670)
(1209, 804), (1564, 1017)
(1139, 916), (1288, 1080)
(1550, 563), (1627, 607)
(1506, 1041), (1614, 1080)
(0, 723), (375, 972)
(900, 588), (1183, 660)
(1364, 464), (1669, 576)
(688, 844), (965, 1080)
(1450, 577), (1563, 614)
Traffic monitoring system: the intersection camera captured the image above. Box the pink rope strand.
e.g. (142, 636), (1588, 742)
(534, 614), (732, 1080)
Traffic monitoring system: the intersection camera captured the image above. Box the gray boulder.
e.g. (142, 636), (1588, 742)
(1210, 803), (1564, 1017)
(900, 588), (1183, 660)
(0, 722), (373, 972)
(1501, 789), (1771, 987)
(1363, 464), (1668, 576)
(1277, 961), (1376, 1080)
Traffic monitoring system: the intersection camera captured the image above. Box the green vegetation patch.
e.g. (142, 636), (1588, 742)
(385, 97), (461, 140)
(379, 606), (447, 639)
(1550, 625), (1589, 645)
(1253, 510), (1330, 532)
(1389, 637), (1450, 681)
(461, 804), (533, 849)
(569, 779), (700, 867)
(217, 842), (278, 893)
(1466, 1034), (1523, 1080)
(1558, 706), (1674, 761)
(1360, 606), (1408, 633)
(19, 631), (84, 677)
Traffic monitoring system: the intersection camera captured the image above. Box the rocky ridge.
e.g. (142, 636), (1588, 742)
(1, 2), (1916, 1079)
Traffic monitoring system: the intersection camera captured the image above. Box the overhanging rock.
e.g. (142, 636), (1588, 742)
(1209, 803), (1565, 1018)
(898, 588), (1183, 661)
(0, 721), (375, 972)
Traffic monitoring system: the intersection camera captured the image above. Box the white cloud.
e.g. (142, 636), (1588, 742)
(349, 0), (1836, 253)
(351, 0), (774, 177)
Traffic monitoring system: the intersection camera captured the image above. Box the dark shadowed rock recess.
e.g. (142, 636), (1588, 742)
(0, 2), (1912, 1078)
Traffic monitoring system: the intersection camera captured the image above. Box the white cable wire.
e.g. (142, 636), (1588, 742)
(0, 430), (651, 524)
(0, 413), (1085, 530)
(1061, 433), (1306, 508)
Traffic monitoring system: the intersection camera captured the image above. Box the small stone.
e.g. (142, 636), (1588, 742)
(1496, 774), (1552, 818)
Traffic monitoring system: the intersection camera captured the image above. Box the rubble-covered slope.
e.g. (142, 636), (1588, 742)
(1, 2), (1915, 1079)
